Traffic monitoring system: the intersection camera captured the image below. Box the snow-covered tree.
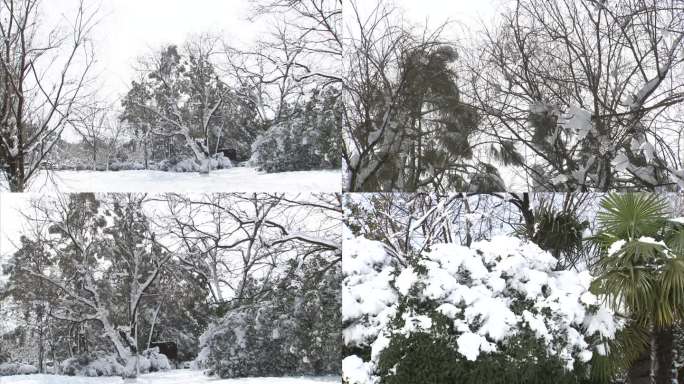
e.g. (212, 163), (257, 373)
(3, 194), (171, 376)
(121, 40), (257, 171)
(251, 87), (341, 172)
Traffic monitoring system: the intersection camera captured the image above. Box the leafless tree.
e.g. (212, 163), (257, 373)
(464, 0), (684, 191)
(72, 102), (109, 171)
(0, 0), (98, 191)
(250, 0), (342, 84)
(156, 193), (341, 308)
(212, 0), (342, 137)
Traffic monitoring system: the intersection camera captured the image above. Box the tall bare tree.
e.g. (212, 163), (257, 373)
(0, 0), (97, 191)
(465, 0), (684, 191)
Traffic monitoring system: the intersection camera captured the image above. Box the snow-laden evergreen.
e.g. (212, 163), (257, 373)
(342, 234), (623, 383)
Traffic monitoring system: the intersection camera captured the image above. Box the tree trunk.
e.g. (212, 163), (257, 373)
(147, 302), (162, 350)
(38, 326), (45, 373)
(464, 197), (472, 247)
(48, 323), (58, 375)
(650, 322), (657, 384)
(655, 326), (673, 384)
(628, 349), (652, 384)
(144, 136), (149, 170)
(7, 157), (26, 192)
(92, 142), (97, 171)
(101, 320), (130, 360)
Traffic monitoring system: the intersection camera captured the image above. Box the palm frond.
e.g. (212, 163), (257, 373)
(597, 193), (667, 239)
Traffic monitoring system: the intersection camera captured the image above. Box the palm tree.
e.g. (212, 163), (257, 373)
(592, 193), (684, 384)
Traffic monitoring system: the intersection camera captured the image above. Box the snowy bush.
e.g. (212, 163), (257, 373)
(342, 235), (624, 384)
(109, 160), (145, 171)
(16, 363), (39, 375)
(0, 362), (38, 376)
(157, 154), (232, 173)
(142, 347), (171, 372)
(61, 352), (125, 377)
(250, 88), (341, 173)
(198, 257), (341, 379)
(197, 299), (335, 378)
(250, 123), (325, 173)
(61, 349), (171, 377)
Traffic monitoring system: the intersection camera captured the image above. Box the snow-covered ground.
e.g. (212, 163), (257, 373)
(0, 371), (340, 384)
(1, 168), (341, 193)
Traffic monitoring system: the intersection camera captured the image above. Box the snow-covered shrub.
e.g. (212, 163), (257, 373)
(174, 158), (201, 173)
(0, 362), (38, 376)
(342, 235), (623, 384)
(250, 123), (325, 173)
(61, 352), (125, 377)
(16, 363), (38, 375)
(157, 154), (232, 173)
(61, 349), (171, 378)
(213, 154), (233, 169)
(197, 300), (323, 378)
(250, 88), (341, 173)
(142, 347), (171, 372)
(109, 160), (145, 171)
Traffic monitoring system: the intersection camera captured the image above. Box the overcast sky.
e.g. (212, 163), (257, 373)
(398, 0), (500, 30)
(41, 0), (265, 104)
(347, 0), (501, 41)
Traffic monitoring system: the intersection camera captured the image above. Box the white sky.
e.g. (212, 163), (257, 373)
(41, 0), (264, 104)
(397, 0), (500, 31)
(347, 0), (502, 40)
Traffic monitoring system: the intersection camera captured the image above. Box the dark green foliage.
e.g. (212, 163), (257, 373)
(529, 104), (559, 150)
(522, 202), (589, 268)
(349, 42), (480, 191)
(376, 329), (593, 384)
(490, 140), (525, 166)
(468, 163), (507, 192)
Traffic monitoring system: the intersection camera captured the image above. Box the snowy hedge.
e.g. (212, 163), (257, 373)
(157, 154), (233, 173)
(0, 362), (39, 376)
(61, 348), (170, 377)
(250, 123), (329, 173)
(342, 235), (623, 384)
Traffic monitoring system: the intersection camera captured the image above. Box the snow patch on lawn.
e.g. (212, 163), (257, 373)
(2, 168), (341, 193)
(0, 371), (340, 383)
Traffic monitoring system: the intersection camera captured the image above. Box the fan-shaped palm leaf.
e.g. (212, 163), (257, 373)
(597, 194), (668, 239)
